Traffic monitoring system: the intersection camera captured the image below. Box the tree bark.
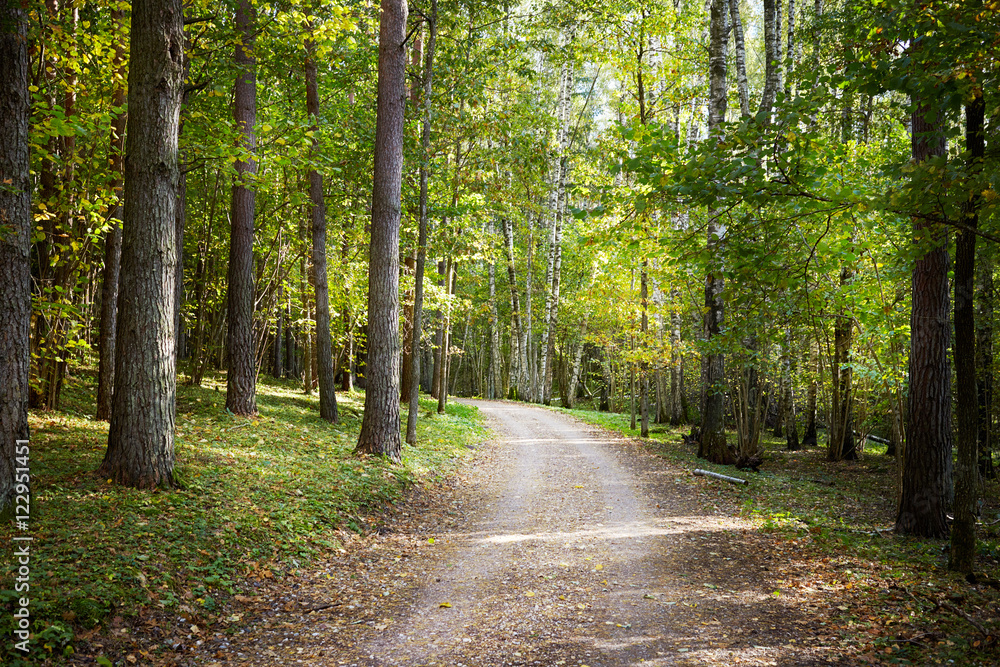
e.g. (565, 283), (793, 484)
(306, 31), (338, 423)
(950, 91), (985, 573)
(640, 260), (649, 438)
(356, 0), (407, 462)
(896, 100), (952, 539)
(700, 0), (733, 465)
(226, 0), (258, 416)
(437, 258), (453, 414)
(730, 0), (750, 118)
(99, 0), (184, 488)
(405, 0), (435, 443)
(502, 216), (529, 399)
(977, 243), (994, 478)
(97, 10), (127, 421)
(0, 0), (32, 514)
(758, 0), (783, 123)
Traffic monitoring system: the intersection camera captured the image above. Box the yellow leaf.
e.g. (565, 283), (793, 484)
(439, 602), (452, 608)
(574, 485), (584, 488)
(524, 591), (535, 597)
(595, 564), (604, 571)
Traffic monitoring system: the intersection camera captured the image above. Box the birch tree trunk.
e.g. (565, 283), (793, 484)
(730, 0), (750, 118)
(487, 220), (501, 400)
(502, 217), (529, 399)
(758, 0), (783, 123)
(699, 0), (733, 464)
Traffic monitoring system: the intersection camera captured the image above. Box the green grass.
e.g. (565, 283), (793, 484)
(554, 404), (1000, 666)
(0, 370), (485, 662)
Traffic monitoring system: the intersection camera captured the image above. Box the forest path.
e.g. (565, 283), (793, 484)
(213, 402), (833, 667)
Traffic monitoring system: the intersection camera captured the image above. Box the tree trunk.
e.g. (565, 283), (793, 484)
(829, 266), (857, 461)
(699, 0), (733, 465)
(0, 0), (32, 515)
(487, 223), (501, 400)
(306, 32), (338, 423)
(730, 0), (750, 118)
(670, 291), (683, 425)
(356, 0), (407, 461)
(438, 258), (453, 414)
(896, 100), (952, 539)
(950, 91), (985, 573)
(758, 0), (782, 123)
(502, 217), (529, 399)
(401, 253), (415, 401)
(99, 0), (183, 488)
(783, 328), (799, 450)
(803, 341), (818, 446)
(405, 0), (435, 443)
(640, 260), (650, 438)
(226, 0), (258, 416)
(97, 11), (127, 420)
(977, 243), (994, 478)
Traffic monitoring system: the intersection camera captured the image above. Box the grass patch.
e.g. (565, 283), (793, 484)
(0, 370), (484, 662)
(555, 405), (1000, 666)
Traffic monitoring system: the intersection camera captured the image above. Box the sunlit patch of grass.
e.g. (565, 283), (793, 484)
(0, 371), (484, 660)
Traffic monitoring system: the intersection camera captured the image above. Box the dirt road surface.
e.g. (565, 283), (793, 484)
(207, 401), (841, 666)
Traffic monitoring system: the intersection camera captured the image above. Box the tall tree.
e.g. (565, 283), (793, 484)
(356, 0), (408, 461)
(96, 8), (127, 421)
(405, 0), (436, 445)
(0, 0), (32, 514)
(306, 24), (338, 423)
(226, 0), (258, 417)
(99, 0), (184, 487)
(896, 99), (951, 538)
(699, 0), (733, 464)
(950, 90), (985, 573)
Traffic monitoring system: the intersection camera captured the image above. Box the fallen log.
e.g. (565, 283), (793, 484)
(693, 469), (748, 485)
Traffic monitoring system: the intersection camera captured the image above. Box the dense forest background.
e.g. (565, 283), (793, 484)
(2, 0), (1000, 582)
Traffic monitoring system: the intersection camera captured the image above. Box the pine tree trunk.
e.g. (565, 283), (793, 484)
(99, 0), (183, 488)
(226, 0), (258, 416)
(896, 100), (952, 539)
(0, 0), (32, 515)
(97, 12), (127, 420)
(356, 0), (407, 461)
(950, 92), (985, 573)
(306, 34), (338, 423)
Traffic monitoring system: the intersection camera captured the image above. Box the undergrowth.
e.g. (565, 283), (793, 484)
(0, 370), (484, 663)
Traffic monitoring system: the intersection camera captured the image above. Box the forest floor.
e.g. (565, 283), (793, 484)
(6, 390), (1000, 666)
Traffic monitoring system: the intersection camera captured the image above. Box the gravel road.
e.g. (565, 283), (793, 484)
(211, 401), (836, 667)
